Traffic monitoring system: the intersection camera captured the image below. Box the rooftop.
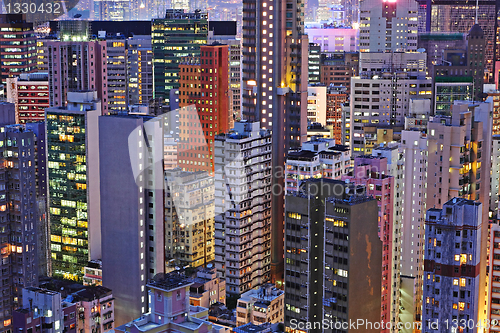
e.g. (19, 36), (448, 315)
(25, 287), (59, 296)
(72, 286), (112, 302)
(287, 150), (318, 161)
(444, 197), (481, 207)
(235, 323), (272, 333)
(148, 272), (192, 292)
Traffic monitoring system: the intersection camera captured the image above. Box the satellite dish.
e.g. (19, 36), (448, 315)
(207, 263), (213, 268)
(417, 48), (426, 53)
(74, 14), (82, 18)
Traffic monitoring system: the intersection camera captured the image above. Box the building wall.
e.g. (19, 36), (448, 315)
(6, 74), (49, 124)
(214, 123), (272, 295)
(0, 15), (36, 85)
(284, 180), (382, 332)
(47, 41), (108, 114)
(178, 44), (230, 174)
(0, 126), (39, 331)
(152, 10), (208, 105)
(399, 130), (428, 328)
(164, 169), (215, 267)
(422, 199), (482, 333)
(99, 114), (165, 326)
(307, 86), (327, 125)
(305, 28), (358, 53)
(359, 0), (418, 52)
(46, 93), (101, 281)
(342, 157), (395, 328)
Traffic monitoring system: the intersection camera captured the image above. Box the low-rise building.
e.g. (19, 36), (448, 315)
(72, 286), (114, 332)
(13, 288), (77, 333)
(115, 273), (230, 333)
(235, 284), (284, 327)
(189, 268), (226, 308)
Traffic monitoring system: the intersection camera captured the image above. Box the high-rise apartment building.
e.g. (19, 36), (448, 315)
(127, 36), (153, 106)
(492, 135), (500, 219)
(426, 101), (493, 327)
(99, 112), (165, 326)
(399, 129), (428, 329)
(0, 124), (39, 332)
(47, 41), (108, 114)
(23, 122), (50, 278)
(177, 44), (231, 174)
(214, 122), (272, 295)
(152, 10), (208, 105)
(242, 0), (308, 282)
(326, 86), (348, 143)
(304, 26), (359, 53)
(350, 52), (432, 156)
(284, 179), (381, 332)
(164, 168), (215, 268)
(320, 52), (359, 90)
(208, 25), (241, 122)
(422, 198), (482, 333)
(0, 15), (36, 85)
(6, 73), (49, 124)
(46, 91), (102, 281)
(106, 39), (128, 113)
(359, 0), (418, 52)
(342, 156), (396, 328)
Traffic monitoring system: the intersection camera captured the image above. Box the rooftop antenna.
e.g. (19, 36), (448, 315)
(475, 0), (479, 24)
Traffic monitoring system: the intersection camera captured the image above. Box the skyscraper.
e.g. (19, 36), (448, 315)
(0, 15), (36, 85)
(0, 124), (39, 332)
(46, 91), (102, 282)
(284, 179), (381, 332)
(127, 37), (153, 106)
(426, 101), (493, 327)
(214, 122), (272, 295)
(47, 41), (108, 113)
(152, 10), (208, 106)
(342, 156), (397, 328)
(177, 43), (231, 174)
(359, 0), (418, 53)
(399, 129), (428, 328)
(99, 112), (165, 326)
(6, 73), (50, 124)
(241, 0), (309, 282)
(422, 198), (482, 333)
